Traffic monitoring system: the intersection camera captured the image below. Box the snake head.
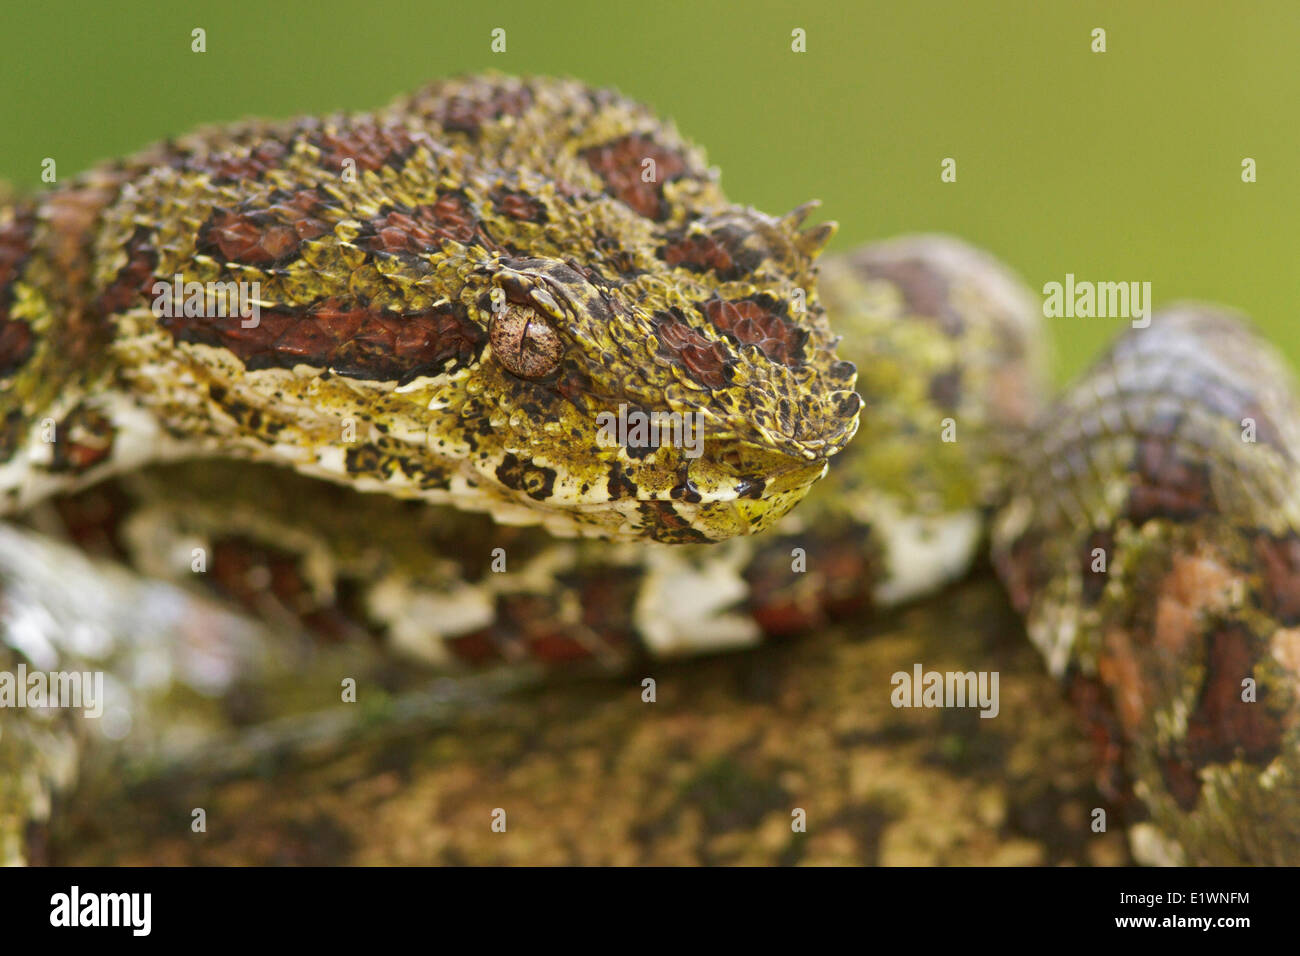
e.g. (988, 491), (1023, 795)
(109, 76), (859, 542)
(433, 200), (860, 542)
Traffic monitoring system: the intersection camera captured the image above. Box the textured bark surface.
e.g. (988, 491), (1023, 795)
(50, 578), (1129, 866)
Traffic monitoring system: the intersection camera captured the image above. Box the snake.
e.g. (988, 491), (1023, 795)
(1, 74), (1297, 866)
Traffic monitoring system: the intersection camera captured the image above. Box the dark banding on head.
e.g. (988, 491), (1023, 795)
(652, 309), (731, 389)
(491, 189), (548, 224)
(159, 298), (485, 383)
(195, 138), (289, 184)
(668, 469), (704, 503)
(42, 182), (132, 367)
(580, 134), (690, 221)
(657, 224), (762, 282)
(433, 82), (535, 138)
(551, 364), (595, 415)
(701, 294), (809, 368)
(336, 439), (451, 489)
(196, 189), (334, 268)
(357, 190), (492, 259)
(308, 124), (425, 175)
(342, 443), (390, 480)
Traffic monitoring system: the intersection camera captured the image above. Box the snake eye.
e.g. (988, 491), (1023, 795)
(489, 303), (563, 379)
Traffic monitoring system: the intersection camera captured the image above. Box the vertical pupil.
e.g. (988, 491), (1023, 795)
(491, 303), (560, 379)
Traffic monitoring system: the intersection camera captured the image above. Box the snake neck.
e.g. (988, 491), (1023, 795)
(0, 171), (181, 515)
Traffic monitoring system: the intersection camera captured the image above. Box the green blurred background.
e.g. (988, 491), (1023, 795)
(2, 0), (1296, 384)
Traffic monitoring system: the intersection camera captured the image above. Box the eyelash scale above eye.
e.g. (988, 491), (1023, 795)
(527, 287), (563, 319)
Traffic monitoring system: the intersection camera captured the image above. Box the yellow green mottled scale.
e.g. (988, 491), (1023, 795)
(1, 74), (860, 542)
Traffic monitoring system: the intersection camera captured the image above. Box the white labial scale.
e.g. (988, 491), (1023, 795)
(633, 539), (760, 656)
(311, 443), (349, 476)
(861, 493), (983, 607)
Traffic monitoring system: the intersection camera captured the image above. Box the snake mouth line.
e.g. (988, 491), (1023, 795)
(631, 458), (829, 508)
